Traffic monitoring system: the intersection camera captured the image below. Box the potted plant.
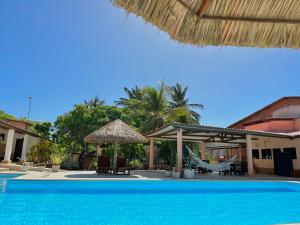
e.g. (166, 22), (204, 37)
(172, 167), (181, 179)
(165, 170), (172, 177)
(183, 159), (196, 179)
(51, 154), (64, 172)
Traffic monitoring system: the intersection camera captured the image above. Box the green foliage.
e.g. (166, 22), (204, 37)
(168, 83), (204, 123)
(31, 122), (53, 140)
(184, 159), (196, 169)
(61, 155), (80, 170)
(50, 154), (64, 165)
(157, 140), (177, 167)
(84, 96), (105, 107)
(54, 104), (131, 153)
(27, 140), (54, 165)
(101, 144), (145, 163)
(50, 144), (66, 165)
(27, 141), (66, 166)
(129, 159), (144, 169)
(115, 81), (203, 133)
(121, 144), (145, 161)
(0, 110), (15, 120)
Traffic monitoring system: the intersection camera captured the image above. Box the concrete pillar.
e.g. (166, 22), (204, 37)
(246, 134), (254, 176)
(3, 129), (15, 163)
(149, 138), (154, 170)
(21, 134), (30, 161)
(177, 129), (183, 175)
(201, 142), (206, 160)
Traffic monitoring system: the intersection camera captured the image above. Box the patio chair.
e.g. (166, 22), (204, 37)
(113, 157), (131, 175)
(232, 161), (248, 176)
(97, 156), (111, 174)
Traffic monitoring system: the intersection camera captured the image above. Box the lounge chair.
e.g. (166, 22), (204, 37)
(113, 157), (131, 175)
(97, 156), (111, 174)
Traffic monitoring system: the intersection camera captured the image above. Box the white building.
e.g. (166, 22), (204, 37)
(0, 119), (41, 163)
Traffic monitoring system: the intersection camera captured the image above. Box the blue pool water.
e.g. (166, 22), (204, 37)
(0, 173), (22, 179)
(0, 179), (300, 225)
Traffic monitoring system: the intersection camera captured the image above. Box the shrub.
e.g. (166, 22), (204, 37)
(129, 159), (143, 169)
(60, 155), (80, 170)
(27, 140), (54, 165)
(28, 141), (66, 166)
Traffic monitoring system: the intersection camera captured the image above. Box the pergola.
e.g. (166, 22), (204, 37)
(146, 122), (293, 176)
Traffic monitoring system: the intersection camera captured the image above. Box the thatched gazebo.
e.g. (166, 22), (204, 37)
(112, 0), (300, 48)
(84, 119), (147, 170)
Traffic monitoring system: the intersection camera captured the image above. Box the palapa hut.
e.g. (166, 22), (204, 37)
(84, 119), (147, 171)
(112, 0), (300, 48)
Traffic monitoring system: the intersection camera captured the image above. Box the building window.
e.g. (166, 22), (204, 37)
(252, 149), (259, 159)
(283, 148), (297, 159)
(262, 149), (272, 159)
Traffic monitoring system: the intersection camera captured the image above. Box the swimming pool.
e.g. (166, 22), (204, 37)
(0, 173), (23, 179)
(0, 180), (300, 225)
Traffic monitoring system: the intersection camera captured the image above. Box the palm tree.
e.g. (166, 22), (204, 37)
(115, 86), (144, 109)
(142, 81), (168, 131)
(84, 96), (104, 107)
(168, 83), (204, 123)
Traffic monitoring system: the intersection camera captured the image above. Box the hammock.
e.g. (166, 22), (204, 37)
(187, 146), (237, 172)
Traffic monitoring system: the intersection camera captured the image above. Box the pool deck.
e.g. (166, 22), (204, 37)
(1, 169), (300, 182)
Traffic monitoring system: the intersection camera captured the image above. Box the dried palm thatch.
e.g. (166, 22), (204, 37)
(84, 119), (147, 144)
(112, 0), (300, 48)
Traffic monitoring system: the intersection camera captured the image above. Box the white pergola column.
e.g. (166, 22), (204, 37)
(177, 129), (183, 175)
(201, 142), (206, 160)
(3, 129), (15, 163)
(149, 138), (154, 170)
(21, 134), (30, 161)
(246, 134), (254, 176)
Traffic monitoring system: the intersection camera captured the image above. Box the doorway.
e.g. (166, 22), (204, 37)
(273, 148), (281, 175)
(13, 139), (24, 162)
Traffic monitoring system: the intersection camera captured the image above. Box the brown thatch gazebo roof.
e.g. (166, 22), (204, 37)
(112, 0), (300, 48)
(84, 119), (147, 144)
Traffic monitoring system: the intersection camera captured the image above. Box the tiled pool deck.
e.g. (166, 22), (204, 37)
(1, 170), (300, 181)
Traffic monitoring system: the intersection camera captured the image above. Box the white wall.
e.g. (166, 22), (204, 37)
(0, 126), (41, 161)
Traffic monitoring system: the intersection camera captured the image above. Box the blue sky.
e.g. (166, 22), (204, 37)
(1, 0), (300, 127)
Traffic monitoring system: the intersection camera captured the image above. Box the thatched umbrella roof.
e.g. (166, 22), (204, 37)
(112, 0), (300, 48)
(84, 119), (147, 144)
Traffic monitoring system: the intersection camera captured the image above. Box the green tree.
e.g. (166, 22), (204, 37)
(54, 104), (131, 153)
(0, 110), (15, 120)
(31, 122), (53, 139)
(27, 140), (54, 165)
(115, 86), (144, 109)
(168, 83), (204, 123)
(141, 82), (168, 132)
(84, 96), (105, 107)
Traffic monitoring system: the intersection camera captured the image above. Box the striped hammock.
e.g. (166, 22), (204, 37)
(187, 146), (237, 172)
